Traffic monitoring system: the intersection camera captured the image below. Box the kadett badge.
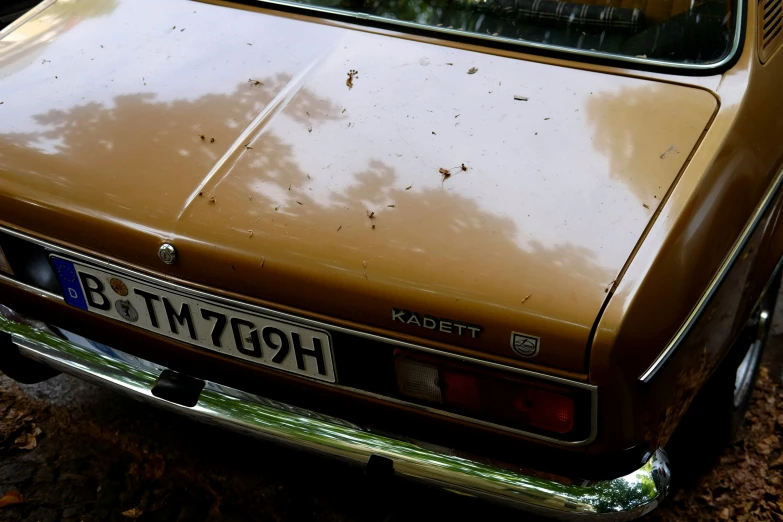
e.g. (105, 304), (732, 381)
(392, 308), (483, 338)
(511, 332), (540, 358)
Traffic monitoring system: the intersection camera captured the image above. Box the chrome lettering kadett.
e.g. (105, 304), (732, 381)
(392, 308), (483, 339)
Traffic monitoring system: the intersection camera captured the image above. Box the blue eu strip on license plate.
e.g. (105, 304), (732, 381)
(50, 257), (89, 310)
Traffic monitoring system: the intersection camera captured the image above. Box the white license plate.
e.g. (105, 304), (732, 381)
(50, 256), (336, 382)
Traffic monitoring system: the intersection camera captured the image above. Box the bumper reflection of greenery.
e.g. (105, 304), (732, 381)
(0, 314), (662, 516)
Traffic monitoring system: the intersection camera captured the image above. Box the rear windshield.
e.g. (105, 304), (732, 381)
(278, 0), (740, 67)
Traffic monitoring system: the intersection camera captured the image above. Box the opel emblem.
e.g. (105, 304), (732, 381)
(158, 243), (177, 265)
(511, 332), (540, 358)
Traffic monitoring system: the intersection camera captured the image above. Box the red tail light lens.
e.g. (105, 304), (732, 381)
(395, 351), (584, 437)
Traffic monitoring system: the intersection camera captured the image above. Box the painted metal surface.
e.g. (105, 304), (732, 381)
(0, 0), (717, 374)
(590, 0), (783, 455)
(0, 223), (599, 445)
(0, 311), (671, 520)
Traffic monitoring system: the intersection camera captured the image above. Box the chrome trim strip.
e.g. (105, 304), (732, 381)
(1, 313), (670, 520)
(212, 0), (744, 73)
(0, 224), (597, 445)
(639, 166), (783, 383)
(0, 0), (57, 40)
(0, 272), (64, 302)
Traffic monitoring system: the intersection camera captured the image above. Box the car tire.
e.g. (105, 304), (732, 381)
(667, 267), (781, 481)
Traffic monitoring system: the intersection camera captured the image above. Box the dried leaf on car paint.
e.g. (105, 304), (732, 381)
(0, 491), (23, 508)
(660, 145), (679, 159)
(467, 67), (478, 74)
(346, 69), (358, 90)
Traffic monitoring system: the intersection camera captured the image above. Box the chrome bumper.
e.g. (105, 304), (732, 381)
(0, 312), (670, 520)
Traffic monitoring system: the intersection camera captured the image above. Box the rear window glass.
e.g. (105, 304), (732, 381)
(277, 0), (740, 67)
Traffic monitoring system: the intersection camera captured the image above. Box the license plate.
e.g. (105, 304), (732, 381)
(50, 256), (336, 382)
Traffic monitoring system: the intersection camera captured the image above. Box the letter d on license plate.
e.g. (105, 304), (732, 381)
(50, 256), (336, 382)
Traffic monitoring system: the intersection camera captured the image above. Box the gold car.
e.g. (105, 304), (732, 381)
(0, 0), (779, 518)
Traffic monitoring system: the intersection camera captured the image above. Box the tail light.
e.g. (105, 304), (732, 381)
(395, 350), (589, 439)
(0, 245), (12, 275)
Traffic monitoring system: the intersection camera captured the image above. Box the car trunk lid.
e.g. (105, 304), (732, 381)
(0, 0), (718, 375)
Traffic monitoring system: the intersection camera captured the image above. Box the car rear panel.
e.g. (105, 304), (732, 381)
(0, 0), (717, 374)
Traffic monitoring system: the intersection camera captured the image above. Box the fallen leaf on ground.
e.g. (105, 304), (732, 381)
(0, 491), (23, 508)
(122, 507), (143, 518)
(12, 426), (41, 450)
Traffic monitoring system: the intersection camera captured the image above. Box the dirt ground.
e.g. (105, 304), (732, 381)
(1, 338), (783, 521)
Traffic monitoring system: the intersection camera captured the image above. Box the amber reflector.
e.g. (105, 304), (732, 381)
(0, 245), (12, 275)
